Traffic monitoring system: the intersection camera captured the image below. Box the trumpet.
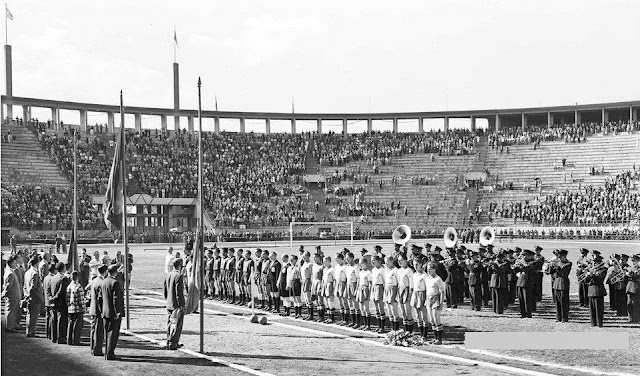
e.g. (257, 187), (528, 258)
(512, 256), (529, 269)
(607, 259), (627, 284)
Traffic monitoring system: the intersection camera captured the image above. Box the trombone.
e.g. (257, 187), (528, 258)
(608, 259), (627, 284)
(577, 262), (606, 283)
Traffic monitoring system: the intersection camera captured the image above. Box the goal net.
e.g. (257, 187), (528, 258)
(289, 221), (354, 249)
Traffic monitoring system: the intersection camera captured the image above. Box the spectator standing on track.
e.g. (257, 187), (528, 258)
(164, 258), (185, 350)
(48, 262), (69, 344)
(66, 271), (86, 345)
(90, 265), (108, 356)
(24, 256), (44, 337)
(101, 264), (125, 360)
(43, 264), (57, 339)
(2, 255), (22, 332)
(165, 247), (175, 274)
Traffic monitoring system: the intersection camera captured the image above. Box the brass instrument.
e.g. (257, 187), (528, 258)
(479, 226), (495, 247)
(608, 259), (627, 284)
(577, 262), (606, 283)
(392, 225), (412, 245)
(444, 227), (457, 249)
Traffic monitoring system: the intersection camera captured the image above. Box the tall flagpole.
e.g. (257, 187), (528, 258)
(73, 128), (78, 268)
(120, 90), (131, 330)
(197, 77), (204, 354)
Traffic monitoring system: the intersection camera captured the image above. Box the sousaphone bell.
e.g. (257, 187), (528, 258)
(479, 226), (495, 247)
(392, 225), (412, 245)
(444, 227), (458, 249)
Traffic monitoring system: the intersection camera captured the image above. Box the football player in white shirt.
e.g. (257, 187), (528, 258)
(410, 257), (429, 340)
(371, 255), (386, 333)
(300, 252), (314, 320)
(425, 262), (446, 345)
(287, 255), (303, 318)
(344, 251), (359, 327)
(311, 253), (325, 322)
(321, 256), (336, 323)
(397, 253), (415, 332)
(356, 257), (372, 331)
(383, 256), (400, 332)
(334, 253), (348, 325)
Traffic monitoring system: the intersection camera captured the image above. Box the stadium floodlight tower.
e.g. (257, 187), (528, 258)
(289, 221), (354, 249)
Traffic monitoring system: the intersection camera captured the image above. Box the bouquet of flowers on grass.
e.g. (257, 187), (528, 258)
(383, 329), (427, 347)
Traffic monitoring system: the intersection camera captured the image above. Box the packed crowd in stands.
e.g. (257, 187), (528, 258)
(1, 185), (101, 230)
(313, 129), (478, 167)
(488, 170), (640, 225)
(488, 121), (639, 150)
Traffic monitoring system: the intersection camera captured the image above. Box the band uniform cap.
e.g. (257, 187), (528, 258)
(506, 248), (514, 254)
(411, 244), (423, 250)
(471, 251), (480, 257)
(558, 249), (569, 256)
(579, 248), (589, 254)
(523, 249), (535, 256)
(316, 245), (322, 249)
(620, 254), (629, 259)
(361, 248), (368, 255)
(632, 254), (640, 261)
(514, 247), (522, 252)
(434, 246), (442, 253)
(535, 246), (543, 251)
(591, 250), (601, 256)
(425, 243), (432, 248)
(375, 245), (383, 250)
(487, 244), (494, 250)
(343, 248), (350, 253)
(593, 254), (604, 262)
(612, 253), (621, 259)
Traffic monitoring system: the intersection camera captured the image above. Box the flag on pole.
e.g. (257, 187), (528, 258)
(103, 123), (125, 231)
(185, 229), (203, 314)
(68, 230), (79, 272)
(6, 5), (13, 20)
(174, 28), (178, 47)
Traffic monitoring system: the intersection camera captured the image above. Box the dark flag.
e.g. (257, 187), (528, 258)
(68, 230), (79, 272)
(103, 124), (125, 231)
(185, 229), (203, 314)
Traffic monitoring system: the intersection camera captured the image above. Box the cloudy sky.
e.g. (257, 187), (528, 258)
(3, 0), (639, 129)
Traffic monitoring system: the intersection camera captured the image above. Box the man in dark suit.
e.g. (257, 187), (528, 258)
(549, 249), (572, 322)
(533, 246), (545, 305)
(443, 249), (459, 308)
(513, 249), (537, 318)
(585, 255), (607, 327)
(626, 254), (640, 323)
(164, 258), (185, 350)
(90, 265), (108, 356)
(101, 264), (125, 360)
(47, 262), (69, 344)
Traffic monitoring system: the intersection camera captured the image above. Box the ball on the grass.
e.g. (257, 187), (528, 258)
(259, 316), (268, 325)
(250, 314), (259, 323)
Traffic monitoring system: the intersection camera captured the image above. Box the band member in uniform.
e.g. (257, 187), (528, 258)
(607, 254), (620, 311)
(455, 248), (466, 305)
(383, 255), (399, 331)
(489, 252), (508, 314)
(371, 255), (386, 332)
(227, 248), (237, 304)
(234, 249), (245, 305)
(608, 254), (630, 317)
(506, 249), (516, 305)
(397, 253), (414, 332)
(356, 257), (372, 331)
(425, 262), (446, 345)
(278, 255), (290, 316)
(513, 249), (537, 318)
(467, 251), (483, 311)
(345, 252), (359, 327)
(287, 255), (303, 318)
(549, 249), (572, 322)
(311, 253), (325, 321)
(576, 248), (590, 307)
(300, 251), (314, 320)
(321, 256), (336, 323)
(481, 246), (493, 308)
(268, 252), (281, 314)
(533, 246), (545, 307)
(242, 250), (254, 307)
(626, 254), (640, 323)
(411, 257), (429, 340)
(334, 253), (348, 325)
(443, 248), (459, 309)
(585, 254), (607, 327)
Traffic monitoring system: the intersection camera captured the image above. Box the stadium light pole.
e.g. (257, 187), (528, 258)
(197, 77), (205, 354)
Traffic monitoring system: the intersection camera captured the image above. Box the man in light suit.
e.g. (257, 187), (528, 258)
(164, 258), (185, 350)
(2, 255), (21, 332)
(101, 264), (125, 360)
(24, 256), (44, 337)
(90, 265), (108, 356)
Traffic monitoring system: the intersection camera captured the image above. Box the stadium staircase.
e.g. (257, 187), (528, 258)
(1, 123), (72, 189)
(304, 147), (329, 216)
(318, 151), (477, 233)
(475, 132), (640, 226)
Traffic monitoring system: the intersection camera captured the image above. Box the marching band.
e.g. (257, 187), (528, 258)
(200, 226), (640, 345)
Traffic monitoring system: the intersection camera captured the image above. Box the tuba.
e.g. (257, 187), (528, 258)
(444, 227), (457, 249)
(479, 226), (495, 247)
(392, 225), (412, 245)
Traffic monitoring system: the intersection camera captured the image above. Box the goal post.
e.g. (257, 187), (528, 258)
(289, 221), (354, 249)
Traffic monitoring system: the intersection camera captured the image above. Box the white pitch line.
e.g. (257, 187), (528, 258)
(133, 289), (637, 376)
(119, 328), (276, 376)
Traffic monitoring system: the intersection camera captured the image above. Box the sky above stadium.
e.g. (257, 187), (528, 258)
(3, 0), (640, 129)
